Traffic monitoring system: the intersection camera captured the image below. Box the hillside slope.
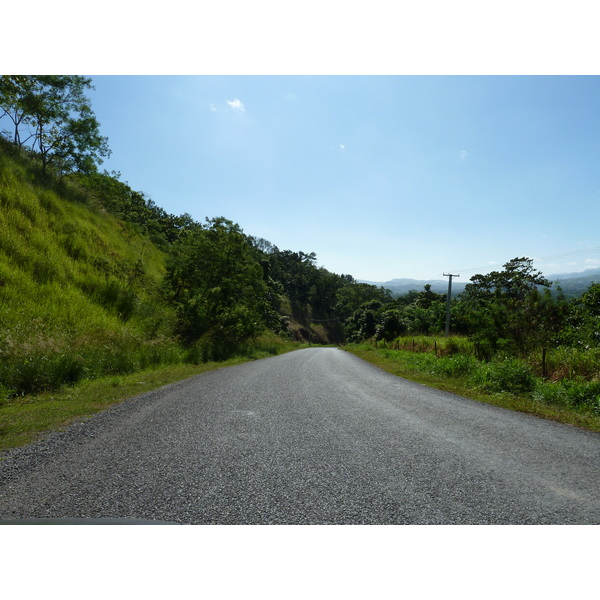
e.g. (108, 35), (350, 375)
(0, 145), (181, 395)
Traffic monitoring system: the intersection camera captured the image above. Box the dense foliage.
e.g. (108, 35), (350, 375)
(346, 259), (598, 355)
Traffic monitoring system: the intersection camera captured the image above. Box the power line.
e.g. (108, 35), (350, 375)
(449, 245), (600, 277)
(423, 273), (444, 285)
(532, 246), (600, 263)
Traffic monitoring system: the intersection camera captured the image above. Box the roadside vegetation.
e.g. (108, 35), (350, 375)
(1, 75), (598, 452)
(0, 336), (303, 454)
(345, 335), (600, 432)
(343, 260), (599, 432)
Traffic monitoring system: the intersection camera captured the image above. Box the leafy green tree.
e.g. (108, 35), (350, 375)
(345, 300), (384, 342)
(335, 282), (393, 322)
(396, 289), (420, 307)
(0, 75), (35, 146)
(415, 284), (445, 309)
(0, 75), (110, 176)
(267, 249), (318, 304)
(165, 218), (268, 346)
(457, 257), (555, 353)
(375, 308), (406, 341)
(308, 268), (352, 314)
(561, 282), (600, 348)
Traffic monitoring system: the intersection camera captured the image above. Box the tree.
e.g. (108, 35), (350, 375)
(0, 75), (35, 146)
(415, 283), (445, 309)
(345, 300), (384, 342)
(0, 75), (110, 176)
(561, 282), (600, 348)
(458, 257), (554, 353)
(335, 282), (393, 322)
(165, 218), (268, 347)
(266, 249), (318, 305)
(375, 308), (406, 341)
(464, 257), (550, 302)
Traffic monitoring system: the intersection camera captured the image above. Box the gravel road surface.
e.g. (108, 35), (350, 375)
(0, 347), (598, 524)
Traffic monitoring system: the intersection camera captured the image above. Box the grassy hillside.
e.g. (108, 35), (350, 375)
(0, 145), (184, 397)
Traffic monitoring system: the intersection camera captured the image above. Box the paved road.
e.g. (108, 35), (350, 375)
(0, 348), (598, 524)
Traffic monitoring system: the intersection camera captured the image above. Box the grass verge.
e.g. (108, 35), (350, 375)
(344, 344), (600, 433)
(0, 341), (304, 456)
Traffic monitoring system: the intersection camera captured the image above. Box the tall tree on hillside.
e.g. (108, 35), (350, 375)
(457, 257), (555, 353)
(335, 282), (393, 322)
(165, 218), (269, 347)
(0, 75), (110, 175)
(0, 75), (34, 146)
(267, 250), (318, 305)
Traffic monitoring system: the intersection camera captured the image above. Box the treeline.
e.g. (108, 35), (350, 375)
(347, 257), (599, 357)
(346, 259), (599, 422)
(78, 171), (400, 350)
(53, 159), (600, 361)
(0, 81), (395, 399)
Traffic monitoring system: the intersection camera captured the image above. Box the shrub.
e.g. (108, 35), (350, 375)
(0, 384), (15, 406)
(432, 354), (478, 377)
(533, 346), (600, 381)
(534, 379), (600, 412)
(470, 358), (536, 394)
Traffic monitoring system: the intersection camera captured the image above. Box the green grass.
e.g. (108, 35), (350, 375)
(345, 342), (600, 432)
(0, 336), (304, 455)
(0, 143), (180, 397)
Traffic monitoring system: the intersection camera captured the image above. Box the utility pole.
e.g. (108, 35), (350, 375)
(443, 273), (459, 337)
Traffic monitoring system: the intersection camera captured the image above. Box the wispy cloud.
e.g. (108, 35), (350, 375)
(209, 103), (217, 112)
(460, 150), (468, 160)
(227, 98), (245, 112)
(339, 144), (345, 151)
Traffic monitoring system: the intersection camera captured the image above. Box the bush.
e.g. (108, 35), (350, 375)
(0, 353), (86, 395)
(0, 384), (15, 406)
(534, 379), (600, 412)
(470, 358), (536, 394)
(432, 354), (478, 377)
(0, 334), (185, 396)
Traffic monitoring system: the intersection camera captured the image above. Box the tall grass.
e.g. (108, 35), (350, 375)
(390, 335), (475, 356)
(0, 147), (180, 396)
(526, 346), (600, 381)
(183, 332), (299, 365)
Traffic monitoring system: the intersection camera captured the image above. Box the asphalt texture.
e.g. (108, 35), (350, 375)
(0, 347), (598, 524)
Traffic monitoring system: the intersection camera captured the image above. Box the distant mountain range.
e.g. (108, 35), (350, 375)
(360, 268), (600, 298)
(548, 268), (600, 296)
(359, 277), (467, 297)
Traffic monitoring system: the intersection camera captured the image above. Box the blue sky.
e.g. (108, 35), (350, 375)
(88, 75), (600, 283)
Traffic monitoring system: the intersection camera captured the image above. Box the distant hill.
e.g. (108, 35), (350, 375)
(358, 278), (467, 298)
(549, 268), (600, 297)
(361, 268), (600, 299)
